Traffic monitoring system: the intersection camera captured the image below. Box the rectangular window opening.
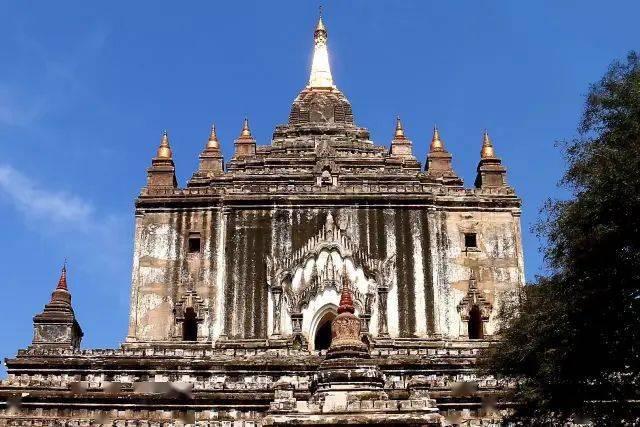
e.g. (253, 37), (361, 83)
(464, 233), (477, 249)
(188, 233), (201, 253)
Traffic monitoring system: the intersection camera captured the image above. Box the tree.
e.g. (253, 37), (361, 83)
(482, 52), (640, 424)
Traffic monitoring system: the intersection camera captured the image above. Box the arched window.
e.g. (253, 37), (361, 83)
(314, 311), (336, 350)
(468, 305), (483, 339)
(182, 307), (198, 341)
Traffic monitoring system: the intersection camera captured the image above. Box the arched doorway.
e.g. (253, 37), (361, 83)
(313, 311), (336, 351)
(468, 305), (483, 339)
(182, 307), (198, 341)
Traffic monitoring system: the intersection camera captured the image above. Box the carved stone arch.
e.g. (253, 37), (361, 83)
(457, 270), (492, 339)
(174, 289), (206, 342)
(313, 159), (339, 175)
(309, 303), (338, 351)
(267, 212), (396, 343)
(313, 159), (339, 187)
(284, 249), (370, 314)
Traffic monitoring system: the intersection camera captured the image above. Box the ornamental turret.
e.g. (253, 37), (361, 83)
(198, 123), (224, 174)
(474, 130), (508, 188)
(146, 131), (177, 189)
(389, 116), (414, 158)
(424, 126), (461, 184)
(233, 118), (256, 157)
(31, 264), (83, 350)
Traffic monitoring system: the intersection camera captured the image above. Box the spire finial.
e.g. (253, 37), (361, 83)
(430, 124), (445, 152)
(240, 117), (252, 138)
(56, 261), (68, 291)
(480, 129), (495, 159)
(337, 265), (355, 314)
(394, 116), (406, 139)
(206, 123), (220, 149)
(316, 5), (326, 32)
(156, 130), (173, 159)
(308, 8), (333, 88)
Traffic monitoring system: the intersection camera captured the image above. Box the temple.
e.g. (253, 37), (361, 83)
(0, 12), (524, 426)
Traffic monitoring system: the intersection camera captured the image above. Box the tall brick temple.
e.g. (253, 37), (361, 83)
(1, 13), (524, 426)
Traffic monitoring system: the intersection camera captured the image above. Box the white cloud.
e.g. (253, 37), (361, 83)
(0, 164), (94, 228)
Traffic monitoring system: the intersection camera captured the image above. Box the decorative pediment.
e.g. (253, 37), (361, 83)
(174, 288), (205, 321)
(457, 271), (492, 320)
(266, 212), (395, 314)
(288, 267), (369, 313)
(271, 213), (380, 282)
(314, 140), (337, 159)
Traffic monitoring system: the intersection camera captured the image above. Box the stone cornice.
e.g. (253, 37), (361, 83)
(135, 184), (521, 212)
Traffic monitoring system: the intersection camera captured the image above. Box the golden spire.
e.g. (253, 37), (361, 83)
(480, 130), (496, 158)
(308, 7), (334, 88)
(156, 130), (173, 159)
(429, 125), (445, 152)
(394, 116), (406, 139)
(239, 118), (252, 138)
(316, 5), (326, 32)
(206, 123), (220, 149)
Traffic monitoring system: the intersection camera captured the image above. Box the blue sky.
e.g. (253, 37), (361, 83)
(1, 1), (638, 363)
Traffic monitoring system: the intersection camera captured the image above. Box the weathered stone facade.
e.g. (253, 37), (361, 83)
(0, 14), (523, 426)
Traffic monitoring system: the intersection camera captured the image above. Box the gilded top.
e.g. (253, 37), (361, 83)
(206, 124), (220, 150)
(156, 131), (173, 159)
(429, 125), (445, 152)
(394, 116), (406, 140)
(308, 13), (334, 88)
(239, 118), (252, 139)
(315, 15), (326, 33)
(480, 130), (496, 158)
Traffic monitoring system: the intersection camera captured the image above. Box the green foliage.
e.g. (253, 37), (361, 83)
(481, 52), (640, 423)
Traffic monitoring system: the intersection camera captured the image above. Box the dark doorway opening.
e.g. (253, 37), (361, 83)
(183, 307), (198, 341)
(468, 305), (483, 339)
(314, 312), (336, 350)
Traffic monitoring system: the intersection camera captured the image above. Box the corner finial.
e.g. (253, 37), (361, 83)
(480, 129), (495, 158)
(240, 117), (252, 138)
(206, 123), (220, 149)
(394, 116), (406, 139)
(56, 262), (68, 291)
(430, 124), (444, 152)
(156, 130), (173, 159)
